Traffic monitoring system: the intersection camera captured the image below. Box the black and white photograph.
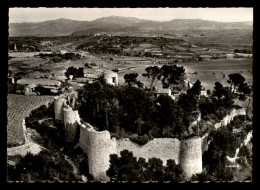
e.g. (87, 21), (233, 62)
(7, 7), (253, 183)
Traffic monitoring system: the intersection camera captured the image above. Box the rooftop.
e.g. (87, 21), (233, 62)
(17, 78), (61, 86)
(157, 88), (171, 94)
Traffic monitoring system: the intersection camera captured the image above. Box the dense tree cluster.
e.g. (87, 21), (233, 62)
(106, 150), (185, 182)
(227, 73), (251, 101)
(39, 53), (81, 63)
(65, 67), (84, 79)
(7, 151), (79, 182)
(77, 75), (202, 141)
(123, 73), (144, 88)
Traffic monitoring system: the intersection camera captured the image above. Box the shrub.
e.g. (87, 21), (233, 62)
(129, 134), (149, 145)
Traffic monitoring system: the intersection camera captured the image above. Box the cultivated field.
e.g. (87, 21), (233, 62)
(114, 58), (253, 91)
(178, 58), (253, 90)
(7, 94), (55, 147)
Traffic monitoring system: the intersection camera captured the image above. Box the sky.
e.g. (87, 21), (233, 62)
(9, 8), (253, 23)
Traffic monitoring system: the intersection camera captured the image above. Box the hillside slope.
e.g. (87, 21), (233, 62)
(9, 16), (253, 37)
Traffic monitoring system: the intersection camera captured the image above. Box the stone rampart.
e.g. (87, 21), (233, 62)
(79, 127), (117, 181)
(78, 123), (94, 154)
(201, 133), (209, 153)
(117, 138), (181, 165)
(180, 136), (202, 179)
(54, 96), (66, 121)
(78, 123), (202, 180)
(53, 93), (247, 181)
(63, 107), (81, 143)
(214, 108), (246, 129)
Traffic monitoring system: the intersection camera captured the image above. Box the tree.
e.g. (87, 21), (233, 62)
(142, 66), (161, 90)
(154, 95), (177, 135)
(124, 73), (143, 88)
(203, 127), (240, 180)
(199, 96), (217, 118)
(177, 93), (198, 115)
(227, 73), (245, 93)
(65, 67), (84, 79)
(160, 65), (185, 91)
(187, 80), (203, 97)
(78, 76), (118, 130)
(211, 82), (235, 108)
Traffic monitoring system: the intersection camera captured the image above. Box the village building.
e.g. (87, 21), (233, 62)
(17, 78), (61, 95)
(24, 84), (37, 95)
(103, 70), (119, 86)
(17, 78), (61, 87)
(156, 88), (172, 97)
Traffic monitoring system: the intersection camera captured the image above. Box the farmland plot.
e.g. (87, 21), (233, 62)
(7, 94), (54, 147)
(178, 58), (252, 90)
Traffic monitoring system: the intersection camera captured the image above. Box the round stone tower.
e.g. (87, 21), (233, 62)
(103, 70), (118, 86)
(54, 96), (65, 121)
(63, 107), (81, 143)
(86, 129), (117, 181)
(180, 136), (202, 179)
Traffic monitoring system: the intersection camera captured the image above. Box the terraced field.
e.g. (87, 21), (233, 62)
(7, 94), (55, 147)
(179, 58), (253, 90)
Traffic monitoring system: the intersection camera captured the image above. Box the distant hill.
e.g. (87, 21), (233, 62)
(9, 16), (253, 37)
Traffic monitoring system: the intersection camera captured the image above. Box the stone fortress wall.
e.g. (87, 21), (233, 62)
(54, 94), (202, 180)
(214, 108), (246, 129)
(117, 138), (181, 165)
(53, 94), (246, 181)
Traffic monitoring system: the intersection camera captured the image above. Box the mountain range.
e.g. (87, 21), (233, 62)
(9, 15), (253, 37)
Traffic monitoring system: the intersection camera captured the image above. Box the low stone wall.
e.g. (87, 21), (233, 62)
(117, 138), (181, 165)
(214, 108), (246, 129)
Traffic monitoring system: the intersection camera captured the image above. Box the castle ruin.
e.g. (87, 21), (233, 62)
(54, 94), (203, 181)
(53, 92), (246, 181)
